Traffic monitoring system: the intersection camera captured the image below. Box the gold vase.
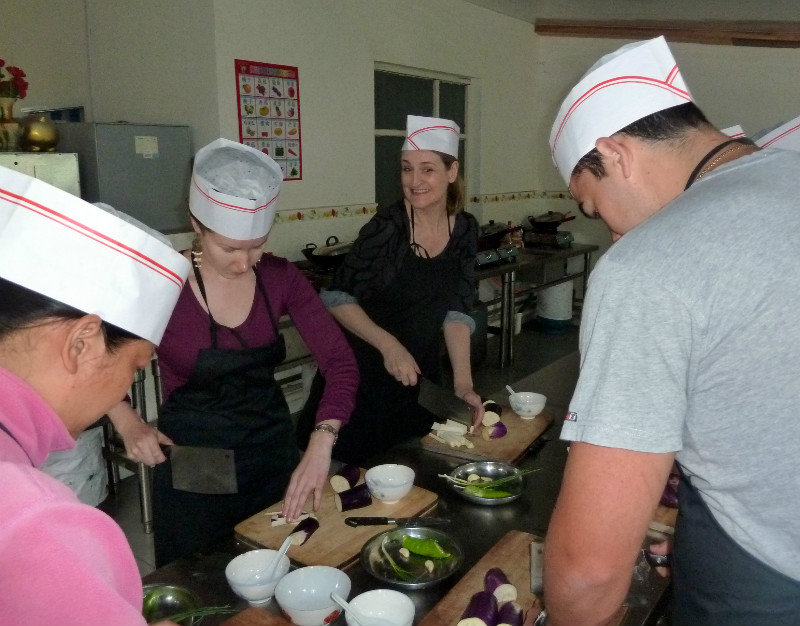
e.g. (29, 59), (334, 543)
(19, 114), (59, 152)
(0, 97), (21, 152)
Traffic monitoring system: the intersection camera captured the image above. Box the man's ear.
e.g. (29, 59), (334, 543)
(61, 315), (105, 374)
(595, 136), (634, 179)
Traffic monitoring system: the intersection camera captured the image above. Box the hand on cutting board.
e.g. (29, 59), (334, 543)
(522, 596), (545, 626)
(281, 428), (335, 520)
(456, 387), (484, 432)
(381, 339), (421, 386)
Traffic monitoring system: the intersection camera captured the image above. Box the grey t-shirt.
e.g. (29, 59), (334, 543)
(562, 148), (800, 580)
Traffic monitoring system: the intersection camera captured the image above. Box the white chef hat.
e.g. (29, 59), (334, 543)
(721, 125), (746, 139)
(189, 138), (283, 240)
(550, 36), (694, 184)
(401, 115), (460, 158)
(0, 166), (190, 345)
(754, 115), (800, 152)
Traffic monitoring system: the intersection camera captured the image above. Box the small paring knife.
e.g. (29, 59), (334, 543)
(344, 516), (451, 527)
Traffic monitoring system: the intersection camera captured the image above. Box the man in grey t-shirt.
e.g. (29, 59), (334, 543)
(537, 37), (800, 626)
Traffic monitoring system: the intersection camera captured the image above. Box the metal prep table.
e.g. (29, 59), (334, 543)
(475, 244), (598, 368)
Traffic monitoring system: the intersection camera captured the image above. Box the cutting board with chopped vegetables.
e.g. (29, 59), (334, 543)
(420, 407), (553, 464)
(417, 530), (628, 626)
(234, 468), (438, 570)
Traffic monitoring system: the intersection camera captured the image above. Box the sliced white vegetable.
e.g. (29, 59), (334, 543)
(425, 560), (434, 572)
(468, 473), (481, 483)
(482, 411), (501, 427)
(399, 547), (410, 559)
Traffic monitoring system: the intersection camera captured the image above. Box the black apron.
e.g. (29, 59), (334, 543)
(153, 266), (297, 566)
(299, 242), (461, 466)
(672, 472), (800, 625)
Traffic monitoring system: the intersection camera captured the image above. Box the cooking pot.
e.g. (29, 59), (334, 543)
(527, 211), (575, 234)
(301, 235), (353, 271)
(478, 221), (513, 251)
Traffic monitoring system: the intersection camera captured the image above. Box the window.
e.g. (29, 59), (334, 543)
(374, 65), (468, 208)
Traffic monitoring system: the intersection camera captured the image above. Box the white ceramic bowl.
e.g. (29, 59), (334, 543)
(345, 589), (415, 626)
(509, 392), (547, 418)
(275, 565), (351, 626)
(365, 464), (415, 503)
(225, 549), (291, 606)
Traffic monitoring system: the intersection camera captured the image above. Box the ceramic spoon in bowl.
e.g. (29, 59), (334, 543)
(254, 535), (293, 583)
(331, 592), (395, 626)
(505, 385), (516, 395)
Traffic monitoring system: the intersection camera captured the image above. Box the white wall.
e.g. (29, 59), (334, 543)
(6, 0), (800, 263)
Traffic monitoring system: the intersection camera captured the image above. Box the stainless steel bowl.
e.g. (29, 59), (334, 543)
(360, 526), (463, 590)
(449, 460), (523, 506)
(142, 583), (199, 625)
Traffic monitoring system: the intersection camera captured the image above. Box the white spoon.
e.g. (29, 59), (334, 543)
(331, 592), (395, 626)
(254, 535), (292, 583)
(505, 385), (516, 395)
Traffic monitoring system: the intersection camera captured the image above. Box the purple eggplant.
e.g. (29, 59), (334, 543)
(458, 591), (499, 626)
(334, 482), (372, 512)
(329, 464), (361, 493)
(659, 472), (680, 508)
(288, 516), (319, 546)
(481, 422), (508, 440)
(484, 567), (517, 604)
(482, 401), (503, 426)
(497, 602), (523, 626)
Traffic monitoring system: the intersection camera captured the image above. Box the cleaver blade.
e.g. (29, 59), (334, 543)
(165, 445), (238, 494)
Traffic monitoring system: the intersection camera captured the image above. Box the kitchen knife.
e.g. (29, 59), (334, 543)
(344, 516), (450, 527)
(164, 445), (238, 495)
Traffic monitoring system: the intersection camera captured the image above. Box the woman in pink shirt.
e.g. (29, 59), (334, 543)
(0, 168), (189, 624)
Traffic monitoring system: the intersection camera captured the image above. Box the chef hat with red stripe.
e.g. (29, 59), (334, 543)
(721, 125), (746, 139)
(402, 115), (460, 158)
(0, 166), (190, 344)
(754, 115), (800, 152)
(549, 36), (694, 184)
(189, 138), (283, 240)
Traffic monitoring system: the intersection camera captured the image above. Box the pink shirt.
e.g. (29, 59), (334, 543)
(0, 368), (147, 625)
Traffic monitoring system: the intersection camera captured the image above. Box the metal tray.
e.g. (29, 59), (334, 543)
(360, 526), (464, 590)
(448, 460), (523, 506)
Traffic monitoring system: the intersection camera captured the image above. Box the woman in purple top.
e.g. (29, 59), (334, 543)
(108, 140), (358, 566)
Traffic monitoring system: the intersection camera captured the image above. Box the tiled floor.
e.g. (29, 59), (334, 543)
(102, 320), (580, 578)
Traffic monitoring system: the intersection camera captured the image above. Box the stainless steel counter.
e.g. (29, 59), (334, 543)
(142, 415), (670, 625)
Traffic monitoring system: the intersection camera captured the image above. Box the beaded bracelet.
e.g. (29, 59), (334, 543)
(313, 423), (339, 443)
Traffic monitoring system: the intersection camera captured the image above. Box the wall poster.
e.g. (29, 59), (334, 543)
(235, 59), (301, 180)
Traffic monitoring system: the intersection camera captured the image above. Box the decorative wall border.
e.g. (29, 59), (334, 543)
(469, 190), (571, 204)
(273, 189), (572, 225)
(274, 203), (378, 224)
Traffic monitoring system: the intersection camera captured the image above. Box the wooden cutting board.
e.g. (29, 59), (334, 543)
(222, 607), (292, 626)
(417, 530), (627, 626)
(234, 469), (438, 570)
(420, 408), (553, 464)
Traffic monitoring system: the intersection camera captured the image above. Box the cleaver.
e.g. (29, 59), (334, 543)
(163, 445), (238, 494)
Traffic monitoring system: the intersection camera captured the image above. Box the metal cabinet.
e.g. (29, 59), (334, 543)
(0, 152), (80, 196)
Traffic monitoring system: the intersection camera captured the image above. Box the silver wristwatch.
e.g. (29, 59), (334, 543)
(533, 609), (548, 625)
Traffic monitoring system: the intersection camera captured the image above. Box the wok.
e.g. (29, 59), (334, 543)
(527, 211), (576, 234)
(301, 235), (353, 270)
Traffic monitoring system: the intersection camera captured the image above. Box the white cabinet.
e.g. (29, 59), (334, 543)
(0, 152), (80, 196)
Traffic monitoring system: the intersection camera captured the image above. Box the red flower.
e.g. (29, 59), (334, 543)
(0, 59), (28, 99)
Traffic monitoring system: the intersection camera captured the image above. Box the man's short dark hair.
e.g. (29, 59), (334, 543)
(573, 102), (713, 179)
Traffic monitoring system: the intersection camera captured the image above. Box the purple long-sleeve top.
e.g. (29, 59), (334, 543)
(158, 254), (357, 425)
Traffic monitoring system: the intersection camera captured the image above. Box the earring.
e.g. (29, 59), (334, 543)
(191, 236), (203, 270)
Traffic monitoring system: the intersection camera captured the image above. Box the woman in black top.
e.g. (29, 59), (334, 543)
(299, 115), (484, 465)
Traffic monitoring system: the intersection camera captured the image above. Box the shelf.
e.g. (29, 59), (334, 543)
(534, 19), (800, 48)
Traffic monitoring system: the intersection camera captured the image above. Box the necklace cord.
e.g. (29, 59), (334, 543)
(684, 138), (757, 191)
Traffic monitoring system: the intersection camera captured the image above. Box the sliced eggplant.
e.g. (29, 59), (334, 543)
(481, 401), (503, 427)
(288, 516), (319, 546)
(329, 464), (361, 493)
(335, 482), (372, 512)
(458, 590), (499, 626)
(482, 422), (508, 440)
(497, 601), (523, 626)
(484, 567), (518, 604)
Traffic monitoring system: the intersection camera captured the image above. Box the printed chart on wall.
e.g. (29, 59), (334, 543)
(235, 59), (301, 180)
